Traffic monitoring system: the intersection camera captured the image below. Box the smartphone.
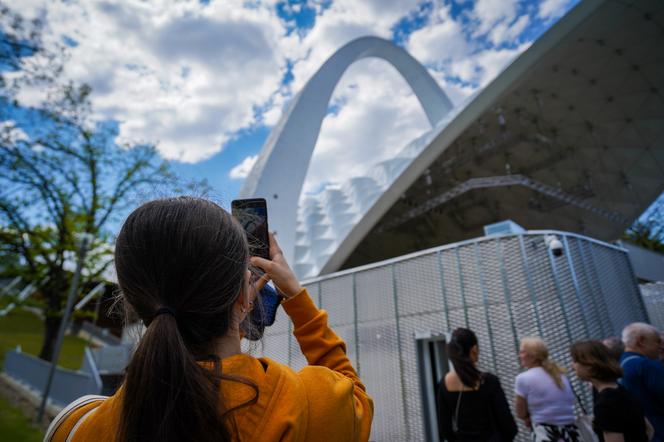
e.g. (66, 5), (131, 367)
(231, 198), (281, 340)
(231, 198), (270, 260)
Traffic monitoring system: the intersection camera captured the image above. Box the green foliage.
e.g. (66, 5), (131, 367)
(0, 1), (208, 361)
(623, 198), (664, 253)
(0, 394), (44, 442)
(0, 309), (86, 370)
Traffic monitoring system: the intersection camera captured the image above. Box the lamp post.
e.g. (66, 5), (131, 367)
(36, 233), (93, 423)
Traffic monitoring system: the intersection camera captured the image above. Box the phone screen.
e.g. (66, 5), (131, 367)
(231, 198), (269, 260)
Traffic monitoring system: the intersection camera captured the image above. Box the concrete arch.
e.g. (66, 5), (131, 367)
(239, 36), (454, 269)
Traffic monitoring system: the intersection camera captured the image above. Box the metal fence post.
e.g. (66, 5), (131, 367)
(37, 233), (92, 423)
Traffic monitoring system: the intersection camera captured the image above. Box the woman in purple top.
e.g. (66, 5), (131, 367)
(515, 337), (579, 442)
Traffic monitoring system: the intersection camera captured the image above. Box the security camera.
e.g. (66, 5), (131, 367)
(544, 235), (564, 257)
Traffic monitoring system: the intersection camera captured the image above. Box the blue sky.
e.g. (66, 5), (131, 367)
(8, 0), (583, 212)
(162, 0), (581, 203)
(33, 0), (664, 237)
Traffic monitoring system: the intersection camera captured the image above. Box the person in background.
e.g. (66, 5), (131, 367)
(658, 332), (664, 367)
(591, 337), (626, 404)
(621, 322), (664, 442)
(602, 337), (625, 362)
(437, 328), (517, 441)
(515, 337), (579, 442)
(571, 340), (648, 442)
(45, 197), (373, 442)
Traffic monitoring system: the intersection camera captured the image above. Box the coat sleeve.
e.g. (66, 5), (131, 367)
(488, 374), (518, 441)
(436, 381), (455, 441)
(282, 288), (374, 442)
(643, 359), (664, 404)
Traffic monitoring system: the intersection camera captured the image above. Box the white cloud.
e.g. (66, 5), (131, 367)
(11, 0), (288, 163)
(407, 3), (530, 88)
(539, 0), (573, 20)
(229, 155), (258, 180)
(470, 0), (520, 37)
(488, 14), (530, 46)
(407, 6), (469, 70)
(0, 120), (30, 144)
(7, 0), (555, 200)
(285, 0), (422, 93)
(473, 43), (530, 86)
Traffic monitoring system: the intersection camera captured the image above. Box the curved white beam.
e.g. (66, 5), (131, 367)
(239, 36), (453, 271)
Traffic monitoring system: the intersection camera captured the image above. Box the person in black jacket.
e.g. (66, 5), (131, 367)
(437, 328), (518, 441)
(571, 340), (649, 442)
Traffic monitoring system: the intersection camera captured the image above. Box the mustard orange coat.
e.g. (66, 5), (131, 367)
(48, 289), (374, 441)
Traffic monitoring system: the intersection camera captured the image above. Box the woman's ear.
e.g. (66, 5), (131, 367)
(470, 344), (480, 362)
(233, 270), (253, 318)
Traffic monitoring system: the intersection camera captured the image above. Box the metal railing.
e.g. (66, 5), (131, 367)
(3, 347), (102, 407)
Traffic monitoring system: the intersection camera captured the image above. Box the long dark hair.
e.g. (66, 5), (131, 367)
(115, 197), (256, 442)
(570, 340), (623, 382)
(447, 328), (481, 388)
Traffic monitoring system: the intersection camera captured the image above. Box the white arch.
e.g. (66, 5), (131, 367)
(239, 36), (453, 273)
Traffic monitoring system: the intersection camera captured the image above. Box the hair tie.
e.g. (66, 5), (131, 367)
(153, 306), (177, 320)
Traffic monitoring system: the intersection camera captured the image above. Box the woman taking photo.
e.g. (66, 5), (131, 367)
(515, 337), (578, 441)
(571, 340), (649, 442)
(45, 197), (374, 442)
(437, 328), (517, 441)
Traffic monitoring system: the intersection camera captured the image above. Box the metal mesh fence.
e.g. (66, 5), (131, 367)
(640, 282), (664, 330)
(259, 232), (648, 441)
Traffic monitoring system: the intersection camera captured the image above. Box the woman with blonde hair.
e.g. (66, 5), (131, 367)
(515, 337), (579, 441)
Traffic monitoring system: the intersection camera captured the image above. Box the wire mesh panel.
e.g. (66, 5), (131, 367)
(357, 266), (397, 322)
(550, 241), (590, 341)
(320, 275), (354, 326)
(260, 331), (290, 365)
(565, 237), (606, 338)
(358, 319), (405, 441)
(258, 232), (647, 441)
(462, 244), (497, 372)
(521, 235), (572, 371)
(439, 248), (466, 326)
(503, 237), (542, 340)
(479, 239), (521, 389)
(589, 243), (645, 334)
(393, 254), (444, 317)
(608, 250), (648, 326)
(641, 283), (664, 329)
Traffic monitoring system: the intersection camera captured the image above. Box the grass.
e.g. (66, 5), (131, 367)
(0, 309), (88, 441)
(0, 308), (88, 370)
(0, 395), (44, 442)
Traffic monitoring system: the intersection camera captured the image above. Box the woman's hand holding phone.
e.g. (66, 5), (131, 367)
(250, 233), (302, 299)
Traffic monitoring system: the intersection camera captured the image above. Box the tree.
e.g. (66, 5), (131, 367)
(0, 3), (189, 361)
(623, 197), (664, 253)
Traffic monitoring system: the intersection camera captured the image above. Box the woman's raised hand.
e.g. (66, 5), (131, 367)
(250, 233), (302, 298)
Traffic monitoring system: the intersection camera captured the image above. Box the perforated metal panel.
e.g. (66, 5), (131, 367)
(641, 283), (664, 330)
(259, 232), (647, 441)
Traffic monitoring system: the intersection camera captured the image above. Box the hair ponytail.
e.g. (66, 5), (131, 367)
(521, 337), (565, 389)
(447, 328), (481, 388)
(115, 197), (257, 442)
(541, 359), (565, 389)
(118, 314), (230, 442)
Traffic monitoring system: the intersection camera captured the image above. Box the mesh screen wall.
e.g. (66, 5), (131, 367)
(641, 282), (664, 330)
(256, 231), (648, 441)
